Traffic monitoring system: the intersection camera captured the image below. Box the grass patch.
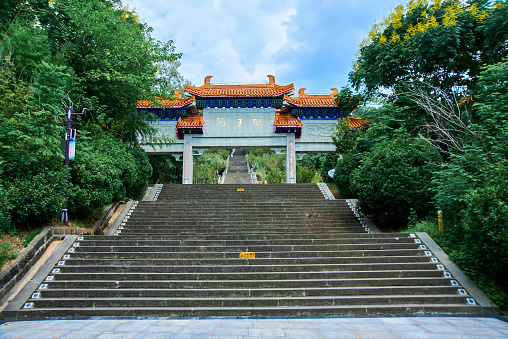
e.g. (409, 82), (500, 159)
(0, 241), (18, 269)
(22, 229), (42, 247)
(0, 227), (45, 270)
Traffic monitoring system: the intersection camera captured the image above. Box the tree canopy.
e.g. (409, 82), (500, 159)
(0, 0), (185, 231)
(350, 0), (508, 95)
(333, 0), (508, 307)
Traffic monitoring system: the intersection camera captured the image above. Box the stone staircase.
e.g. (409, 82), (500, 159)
(2, 184), (495, 318)
(223, 148), (252, 184)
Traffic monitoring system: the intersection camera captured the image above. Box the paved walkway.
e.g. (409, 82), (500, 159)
(1, 316), (507, 338)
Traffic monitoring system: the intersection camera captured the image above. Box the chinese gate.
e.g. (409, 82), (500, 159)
(138, 75), (366, 184)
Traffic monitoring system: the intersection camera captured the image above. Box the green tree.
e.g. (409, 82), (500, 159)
(334, 86), (363, 113)
(148, 154), (182, 184)
(350, 1), (506, 95)
(0, 0), (187, 230)
(69, 133), (151, 217)
(193, 150), (229, 184)
(0, 60), (67, 229)
(26, 0), (183, 141)
(247, 149), (286, 184)
(474, 58), (508, 160)
(351, 133), (440, 228)
(299, 153), (337, 182)
(333, 152), (361, 198)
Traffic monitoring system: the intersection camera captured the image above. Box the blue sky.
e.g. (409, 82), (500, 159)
(123, 0), (404, 94)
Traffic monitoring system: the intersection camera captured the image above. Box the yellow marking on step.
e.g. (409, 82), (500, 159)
(239, 252), (255, 258)
(237, 188), (244, 191)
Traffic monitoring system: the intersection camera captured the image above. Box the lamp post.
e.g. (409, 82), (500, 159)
(62, 106), (86, 226)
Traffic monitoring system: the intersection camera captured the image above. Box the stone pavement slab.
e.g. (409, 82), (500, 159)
(1, 316), (507, 339)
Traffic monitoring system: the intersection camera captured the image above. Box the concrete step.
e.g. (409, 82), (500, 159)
(35, 286), (465, 298)
(27, 295), (472, 308)
(4, 184), (492, 319)
(59, 256), (436, 266)
(12, 305), (489, 318)
(69, 243), (423, 253)
(54, 262), (445, 274)
(66, 249), (429, 259)
(41, 276), (458, 289)
(42, 270), (449, 281)
(73, 238), (419, 246)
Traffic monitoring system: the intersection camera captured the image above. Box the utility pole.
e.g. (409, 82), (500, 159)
(62, 106), (86, 226)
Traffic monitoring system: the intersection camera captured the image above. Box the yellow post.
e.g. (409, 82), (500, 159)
(438, 210), (443, 232)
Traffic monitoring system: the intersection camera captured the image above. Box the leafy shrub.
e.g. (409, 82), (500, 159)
(351, 135), (440, 228)
(125, 147), (152, 199)
(299, 153), (338, 182)
(0, 184), (11, 233)
(6, 170), (66, 228)
(149, 154), (182, 184)
(193, 150), (230, 184)
(69, 134), (152, 217)
(296, 164), (316, 183)
(454, 165), (508, 281)
(247, 149), (286, 184)
(333, 152), (361, 198)
(432, 149), (490, 226)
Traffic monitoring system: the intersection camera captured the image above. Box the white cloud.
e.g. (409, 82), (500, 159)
(124, 0), (404, 92)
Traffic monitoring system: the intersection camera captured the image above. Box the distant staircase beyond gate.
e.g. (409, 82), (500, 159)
(3, 184), (496, 318)
(223, 148), (252, 184)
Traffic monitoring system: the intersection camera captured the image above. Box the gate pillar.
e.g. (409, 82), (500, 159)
(286, 134), (296, 184)
(182, 134), (193, 184)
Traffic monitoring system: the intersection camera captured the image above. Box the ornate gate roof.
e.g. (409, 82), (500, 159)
(184, 75), (295, 98)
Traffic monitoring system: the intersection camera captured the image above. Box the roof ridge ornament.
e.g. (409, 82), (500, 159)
(267, 75), (275, 87)
(204, 75), (213, 87)
(298, 88), (307, 98)
(331, 88), (339, 96)
(174, 88), (182, 99)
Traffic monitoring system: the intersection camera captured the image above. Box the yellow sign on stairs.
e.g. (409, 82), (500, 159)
(239, 252), (255, 258)
(237, 188), (244, 191)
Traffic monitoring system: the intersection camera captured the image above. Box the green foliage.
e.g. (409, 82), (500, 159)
(126, 147), (152, 198)
(0, 240), (17, 268)
(403, 217), (443, 241)
(193, 149), (230, 184)
(351, 134), (440, 228)
(0, 184), (11, 233)
(31, 0), (182, 141)
(336, 0), (508, 308)
(296, 164), (316, 183)
(331, 119), (364, 154)
(7, 170), (66, 226)
(148, 154), (182, 184)
(481, 2), (508, 64)
(247, 149), (286, 184)
(457, 165), (508, 279)
(475, 58), (508, 159)
(0, 0), (25, 37)
(68, 133), (151, 217)
(333, 152), (361, 198)
(334, 86), (362, 113)
(0, 60), (67, 230)
(299, 153), (338, 183)
(350, 1), (505, 94)
(0, 0), (188, 229)
(1, 19), (51, 76)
